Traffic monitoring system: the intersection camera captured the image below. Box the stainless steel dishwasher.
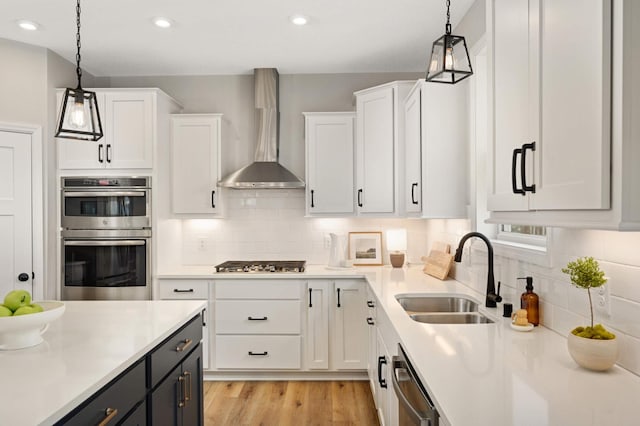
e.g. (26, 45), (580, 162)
(392, 344), (439, 426)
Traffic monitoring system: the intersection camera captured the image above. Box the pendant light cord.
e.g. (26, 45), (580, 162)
(75, 0), (83, 89)
(445, 0), (452, 34)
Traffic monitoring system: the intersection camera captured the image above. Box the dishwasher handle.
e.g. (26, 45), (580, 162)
(392, 357), (438, 426)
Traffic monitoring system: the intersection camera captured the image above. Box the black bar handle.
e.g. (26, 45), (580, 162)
(367, 300), (375, 308)
(98, 144), (104, 163)
(512, 148), (525, 195)
(211, 190), (216, 208)
(357, 189), (363, 207)
(106, 144), (112, 163)
(521, 142), (536, 193)
(308, 288), (313, 308)
(310, 189), (315, 208)
(411, 183), (419, 205)
(378, 356), (388, 388)
(337, 288), (341, 308)
(247, 316), (268, 321)
(173, 288), (194, 293)
(248, 351), (268, 356)
(367, 317), (374, 325)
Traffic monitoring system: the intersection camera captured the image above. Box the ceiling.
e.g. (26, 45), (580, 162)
(0, 0), (474, 77)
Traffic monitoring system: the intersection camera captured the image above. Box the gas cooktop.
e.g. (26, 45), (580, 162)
(215, 260), (306, 273)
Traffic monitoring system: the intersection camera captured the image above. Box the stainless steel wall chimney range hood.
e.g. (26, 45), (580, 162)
(218, 68), (305, 189)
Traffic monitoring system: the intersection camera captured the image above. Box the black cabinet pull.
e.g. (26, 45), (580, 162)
(211, 190), (216, 208)
(357, 189), (363, 207)
(310, 189), (315, 208)
(337, 288), (341, 308)
(248, 351), (268, 356)
(106, 144), (112, 163)
(173, 288), (194, 293)
(411, 183), (419, 205)
(367, 317), (374, 325)
(98, 144), (104, 163)
(248, 316), (268, 321)
(367, 300), (375, 308)
(511, 147), (525, 195)
(521, 142), (536, 193)
(308, 288), (313, 307)
(378, 356), (388, 388)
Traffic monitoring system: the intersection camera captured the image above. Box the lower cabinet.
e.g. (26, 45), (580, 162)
(370, 304), (400, 426)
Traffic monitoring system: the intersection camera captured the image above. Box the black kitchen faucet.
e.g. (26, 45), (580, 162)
(454, 232), (502, 308)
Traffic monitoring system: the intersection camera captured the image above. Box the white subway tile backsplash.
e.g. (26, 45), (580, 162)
(598, 261), (640, 304)
(609, 297), (640, 338)
(618, 333), (640, 374)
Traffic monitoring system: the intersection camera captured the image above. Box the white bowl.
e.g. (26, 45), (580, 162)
(0, 301), (65, 350)
(567, 332), (619, 371)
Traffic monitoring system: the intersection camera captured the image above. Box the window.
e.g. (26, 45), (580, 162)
(497, 224), (547, 248)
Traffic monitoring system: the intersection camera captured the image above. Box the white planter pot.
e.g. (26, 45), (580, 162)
(567, 332), (619, 371)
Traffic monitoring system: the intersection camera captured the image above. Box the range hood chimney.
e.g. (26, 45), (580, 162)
(218, 68), (305, 189)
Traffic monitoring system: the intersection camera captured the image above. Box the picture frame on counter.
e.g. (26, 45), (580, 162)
(348, 232), (383, 265)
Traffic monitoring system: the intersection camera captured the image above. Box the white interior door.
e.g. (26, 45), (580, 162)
(0, 130), (32, 297)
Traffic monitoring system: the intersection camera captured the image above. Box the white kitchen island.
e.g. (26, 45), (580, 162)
(0, 300), (206, 426)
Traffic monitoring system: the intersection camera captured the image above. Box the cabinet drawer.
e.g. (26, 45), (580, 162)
(159, 280), (209, 299)
(215, 300), (300, 334)
(216, 335), (301, 369)
(121, 400), (146, 426)
(59, 359), (146, 426)
(150, 315), (203, 387)
(215, 280), (302, 299)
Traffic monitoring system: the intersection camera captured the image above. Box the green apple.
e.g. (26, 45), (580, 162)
(3, 290), (31, 312)
(13, 305), (38, 316)
(0, 305), (12, 317)
(30, 303), (44, 313)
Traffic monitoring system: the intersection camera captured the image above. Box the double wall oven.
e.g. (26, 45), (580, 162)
(61, 177), (151, 300)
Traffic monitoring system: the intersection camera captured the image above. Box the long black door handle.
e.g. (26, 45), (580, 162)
(336, 288), (341, 308)
(512, 148), (525, 195)
(173, 288), (194, 293)
(308, 288), (313, 308)
(211, 190), (216, 208)
(310, 190), (315, 208)
(378, 356), (388, 388)
(357, 189), (363, 207)
(411, 183), (419, 205)
(98, 144), (104, 163)
(248, 351), (268, 356)
(247, 316), (268, 321)
(521, 142), (536, 193)
(106, 144), (112, 163)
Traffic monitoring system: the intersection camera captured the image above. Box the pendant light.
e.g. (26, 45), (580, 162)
(425, 0), (473, 84)
(55, 0), (103, 141)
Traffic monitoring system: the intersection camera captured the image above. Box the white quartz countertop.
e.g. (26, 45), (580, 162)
(160, 264), (640, 425)
(0, 300), (206, 426)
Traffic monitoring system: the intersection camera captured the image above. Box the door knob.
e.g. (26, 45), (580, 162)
(18, 273), (29, 282)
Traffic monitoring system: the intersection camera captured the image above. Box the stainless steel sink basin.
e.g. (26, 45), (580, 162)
(409, 312), (494, 324)
(395, 296), (479, 314)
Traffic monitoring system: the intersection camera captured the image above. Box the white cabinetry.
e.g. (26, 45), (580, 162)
(404, 80), (467, 218)
(304, 112), (355, 216)
(157, 279), (210, 370)
(170, 114), (222, 215)
(488, 0), (612, 217)
(332, 280), (367, 370)
(57, 89), (170, 170)
(354, 82), (413, 215)
(306, 281), (330, 369)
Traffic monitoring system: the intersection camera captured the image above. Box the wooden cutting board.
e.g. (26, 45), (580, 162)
(421, 242), (453, 280)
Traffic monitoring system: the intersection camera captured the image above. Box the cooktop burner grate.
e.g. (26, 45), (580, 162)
(215, 260), (306, 273)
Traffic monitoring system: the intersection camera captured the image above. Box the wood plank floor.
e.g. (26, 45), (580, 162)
(204, 381), (379, 425)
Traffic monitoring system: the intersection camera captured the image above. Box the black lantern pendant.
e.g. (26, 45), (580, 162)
(56, 0), (103, 141)
(425, 0), (473, 84)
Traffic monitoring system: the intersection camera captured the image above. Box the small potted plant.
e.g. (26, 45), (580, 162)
(562, 257), (618, 371)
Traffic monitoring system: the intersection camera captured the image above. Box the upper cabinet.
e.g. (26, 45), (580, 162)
(57, 89), (180, 170)
(488, 0), (615, 218)
(354, 82), (413, 216)
(304, 112), (355, 216)
(171, 114), (223, 215)
(404, 80), (467, 218)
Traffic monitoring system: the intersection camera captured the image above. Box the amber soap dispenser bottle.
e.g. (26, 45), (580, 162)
(519, 276), (539, 326)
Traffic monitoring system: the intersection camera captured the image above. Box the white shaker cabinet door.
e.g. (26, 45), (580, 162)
(404, 86), (422, 214)
(332, 280), (367, 370)
(305, 281), (330, 370)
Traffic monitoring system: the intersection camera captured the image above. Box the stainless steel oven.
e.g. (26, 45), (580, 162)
(62, 229), (151, 300)
(61, 176), (151, 230)
(392, 344), (439, 426)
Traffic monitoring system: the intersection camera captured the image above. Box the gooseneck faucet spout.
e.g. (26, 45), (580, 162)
(454, 232), (502, 308)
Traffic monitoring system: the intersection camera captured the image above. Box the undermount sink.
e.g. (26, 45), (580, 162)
(410, 312), (494, 324)
(395, 295), (493, 324)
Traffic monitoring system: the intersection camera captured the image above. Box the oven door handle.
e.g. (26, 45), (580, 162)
(63, 191), (146, 197)
(64, 240), (146, 247)
(392, 357), (435, 426)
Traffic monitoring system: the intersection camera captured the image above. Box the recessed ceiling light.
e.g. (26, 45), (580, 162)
(152, 17), (173, 29)
(17, 20), (39, 31)
(290, 14), (308, 26)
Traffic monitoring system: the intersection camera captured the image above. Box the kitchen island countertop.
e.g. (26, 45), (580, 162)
(0, 300), (206, 426)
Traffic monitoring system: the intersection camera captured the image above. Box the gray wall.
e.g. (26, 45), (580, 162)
(97, 72), (421, 178)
